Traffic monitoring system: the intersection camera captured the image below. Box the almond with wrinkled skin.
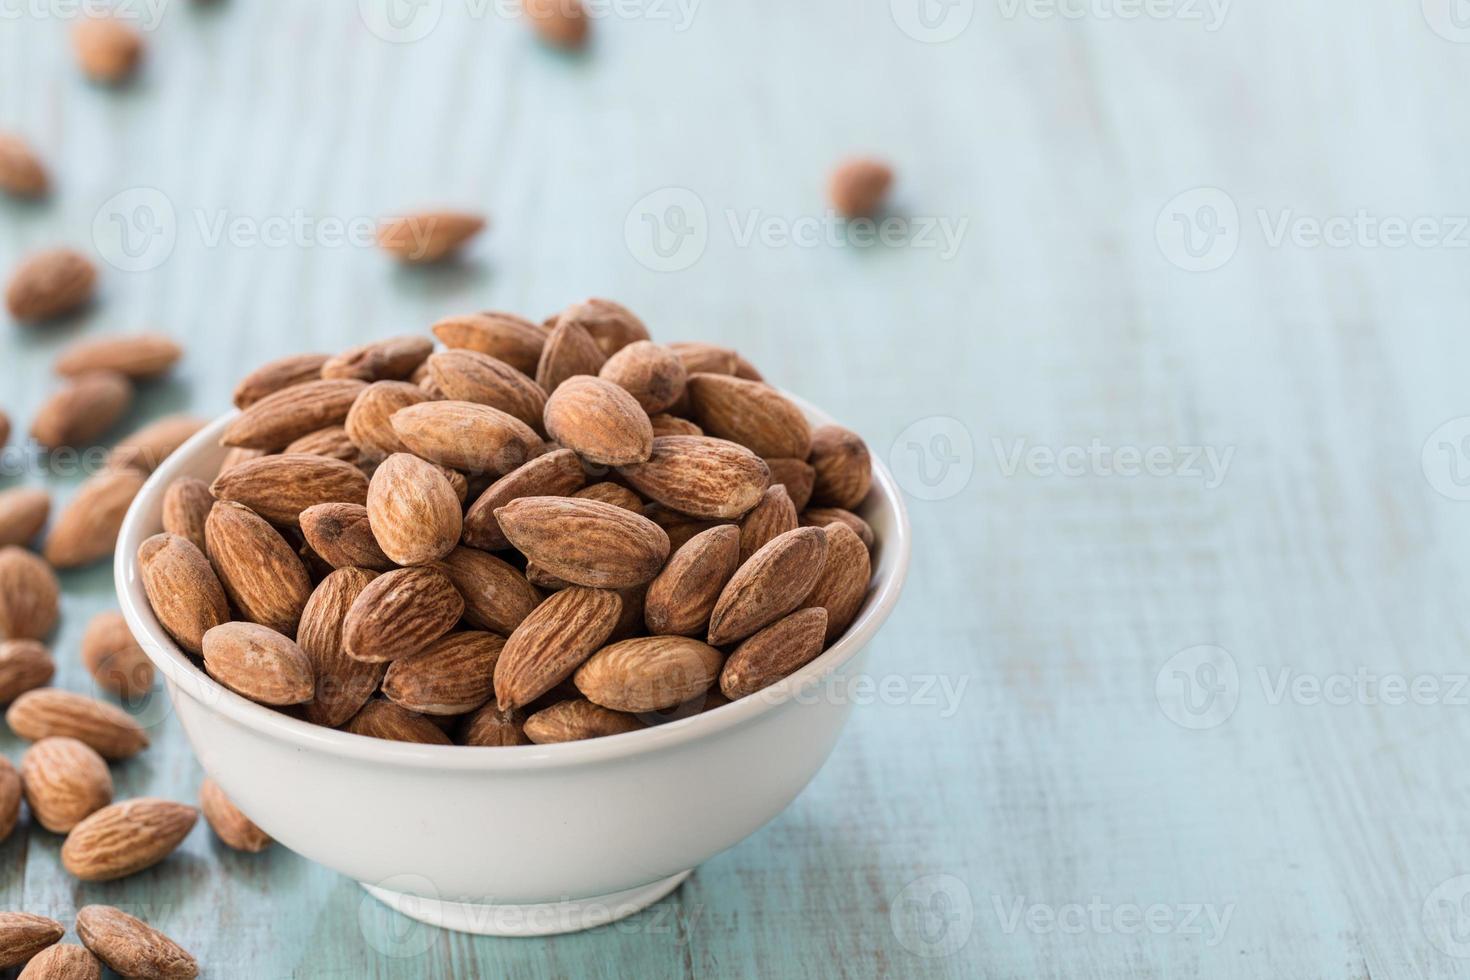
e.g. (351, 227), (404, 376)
(437, 547), (541, 635)
(618, 435), (770, 520)
(232, 352), (328, 409)
(205, 501), (312, 634)
(649, 414), (702, 438)
(383, 631), (504, 715)
(211, 453), (369, 527)
(219, 446), (266, 475)
(160, 478), (212, 553)
(76, 905), (197, 979)
(808, 424), (872, 509)
(43, 469), (146, 569)
(536, 318), (606, 393)
(200, 777), (272, 852)
(426, 350), (548, 432)
(829, 157), (894, 218)
(367, 453), (462, 566)
(221, 378), (367, 451)
(0, 912), (64, 968)
(0, 640), (55, 702)
(299, 503), (394, 572)
(0, 134), (48, 199)
(378, 211), (484, 263)
(298, 567), (384, 727)
(553, 298), (649, 357)
(72, 18), (143, 84)
(323, 334), (433, 382)
(644, 505), (731, 553)
(495, 587), (621, 710)
(21, 736), (113, 833)
(0, 488), (49, 549)
(708, 527), (828, 646)
(525, 562), (572, 590)
(599, 341), (687, 414)
(138, 534), (229, 654)
(524, 0), (589, 49)
(574, 481), (643, 512)
(0, 546), (60, 640)
(391, 401), (541, 476)
(720, 607), (828, 700)
(803, 522), (871, 643)
(343, 566), (464, 663)
(463, 702), (530, 746)
(0, 758), (17, 842)
(107, 415), (207, 472)
(764, 457), (816, 511)
(55, 332), (181, 379)
(667, 341), (738, 376)
(31, 371), (133, 449)
(18, 943), (101, 979)
(524, 699), (641, 744)
(0, 410), (9, 449)
(6, 248), (96, 322)
(433, 312), (546, 375)
(544, 375), (654, 466)
(344, 699), (452, 744)
(344, 380), (431, 461)
(202, 622), (314, 705)
(497, 496), (669, 589)
(642, 524), (737, 636)
(739, 484), (797, 563)
(284, 426), (364, 464)
(801, 506), (875, 550)
(574, 636), (723, 712)
(462, 449), (587, 550)
(6, 690), (149, 760)
(685, 374), (812, 458)
(81, 611), (154, 699)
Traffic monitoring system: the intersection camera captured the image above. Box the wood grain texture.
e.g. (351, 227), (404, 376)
(4, 0), (1469, 976)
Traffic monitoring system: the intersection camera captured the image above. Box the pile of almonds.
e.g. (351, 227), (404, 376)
(140, 299), (878, 745)
(0, 905), (196, 978)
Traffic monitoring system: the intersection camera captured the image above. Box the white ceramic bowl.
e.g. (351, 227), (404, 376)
(115, 402), (910, 937)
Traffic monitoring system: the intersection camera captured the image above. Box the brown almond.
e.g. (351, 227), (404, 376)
(644, 524), (740, 637)
(764, 457), (816, 511)
(686, 373), (812, 458)
(808, 424), (873, 509)
(0, 488), (49, 548)
(219, 447), (266, 474)
(525, 562), (572, 590)
(299, 503), (394, 572)
(432, 312), (546, 375)
(344, 380), (431, 461)
(211, 453), (369, 527)
(378, 211), (485, 263)
(390, 401), (541, 476)
(204, 501), (312, 634)
(524, 699), (641, 744)
(298, 567), (384, 727)
(342, 566), (464, 663)
(574, 482), (643, 512)
(6, 689), (149, 760)
(617, 435), (770, 520)
(0, 758), (18, 842)
(734, 354), (765, 381)
(43, 468), (146, 569)
(463, 702), (530, 746)
(343, 699), (452, 745)
(383, 631), (504, 715)
(720, 607), (828, 700)
(497, 496), (669, 589)
(81, 611), (154, 699)
(437, 546), (541, 635)
(598, 341), (687, 414)
(221, 378), (367, 451)
(21, 736), (113, 833)
(0, 134), (48, 199)
(76, 905), (197, 979)
(708, 527), (828, 645)
(160, 478), (212, 553)
(284, 426), (364, 463)
(30, 371), (133, 449)
(72, 18), (143, 84)
(524, 0), (590, 49)
(367, 453), (463, 566)
(202, 622), (314, 705)
(0, 912), (64, 968)
(649, 414), (702, 438)
(199, 777), (272, 852)
(803, 522), (871, 643)
(6, 248), (96, 322)
(801, 506), (875, 550)
(574, 636), (723, 712)
(643, 505), (732, 553)
(829, 157), (894, 218)
(17, 943), (101, 979)
(137, 534), (229, 654)
(0, 546), (60, 640)
(0, 640), (55, 702)
(107, 415), (207, 472)
(544, 375), (654, 466)
(536, 318), (606, 393)
(495, 587), (622, 710)
(232, 352), (329, 409)
(462, 449), (587, 550)
(55, 332), (181, 380)
(667, 341), (738, 376)
(739, 484), (797, 563)
(426, 350), (548, 432)
(323, 334), (433, 382)
(553, 298), (649, 356)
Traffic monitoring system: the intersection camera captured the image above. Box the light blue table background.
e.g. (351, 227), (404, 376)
(5, 0), (1470, 976)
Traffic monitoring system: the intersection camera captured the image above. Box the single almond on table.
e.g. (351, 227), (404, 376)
(367, 453), (463, 566)
(685, 373), (812, 459)
(63, 799), (197, 881)
(232, 352), (329, 409)
(463, 702), (530, 746)
(284, 426), (364, 463)
(0, 758), (17, 843)
(138, 534), (230, 655)
(803, 522), (871, 643)
(738, 484), (798, 563)
(829, 157), (894, 218)
(494, 587), (622, 710)
(344, 380), (431, 461)
(808, 424), (872, 509)
(801, 506), (875, 550)
(30, 371), (133, 449)
(524, 699), (642, 744)
(221, 378), (367, 451)
(210, 453), (369, 527)
(0, 640), (55, 703)
(81, 611), (155, 698)
(644, 524), (740, 637)
(552, 298), (649, 357)
(544, 375), (655, 466)
(0, 134), (48, 199)
(436, 546), (542, 635)
(536, 318), (606, 393)
(205, 502), (312, 635)
(426, 349), (548, 432)
(202, 622), (314, 706)
(200, 777), (272, 852)
(707, 526), (829, 646)
(524, 0), (590, 48)
(5, 248), (96, 322)
(390, 401), (541, 476)
(617, 435), (771, 520)
(496, 496), (669, 589)
(667, 341), (739, 376)
(21, 736), (113, 833)
(44, 468), (146, 569)
(344, 699), (452, 744)
(0, 487), (48, 548)
(107, 415), (208, 472)
(649, 413), (702, 438)
(598, 341), (688, 414)
(574, 635), (723, 712)
(764, 457), (816, 511)
(720, 607), (828, 700)
(462, 448), (587, 550)
(161, 478), (213, 553)
(322, 334), (433, 382)
(432, 311), (546, 375)
(342, 566), (464, 663)
(17, 942), (102, 978)
(0, 546), (60, 640)
(55, 332), (182, 379)
(6, 689), (148, 760)
(299, 502), (394, 572)
(72, 18), (144, 84)
(298, 567), (384, 727)
(0, 912), (64, 968)
(383, 631), (504, 715)
(76, 904), (198, 978)
(378, 211), (485, 263)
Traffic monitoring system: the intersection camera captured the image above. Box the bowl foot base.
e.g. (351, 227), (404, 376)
(359, 870), (692, 937)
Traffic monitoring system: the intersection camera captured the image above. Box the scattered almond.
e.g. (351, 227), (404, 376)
(5, 248), (96, 322)
(523, 0), (590, 49)
(76, 904), (198, 978)
(0, 134), (48, 199)
(55, 332), (181, 379)
(0, 912), (64, 969)
(828, 157), (894, 218)
(0, 758), (17, 843)
(44, 468), (146, 569)
(63, 799), (197, 881)
(378, 211), (485, 263)
(0, 546), (60, 640)
(30, 371), (133, 449)
(72, 18), (144, 84)
(720, 607), (828, 700)
(21, 736), (113, 833)
(0, 640), (55, 703)
(81, 611), (154, 698)
(0, 488), (49, 549)
(138, 533), (230, 655)
(199, 777), (272, 853)
(6, 689), (149, 760)
(17, 943), (101, 979)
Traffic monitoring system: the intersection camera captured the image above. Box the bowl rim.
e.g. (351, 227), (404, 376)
(115, 396), (912, 771)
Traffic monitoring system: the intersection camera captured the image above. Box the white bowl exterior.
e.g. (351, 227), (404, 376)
(117, 404), (909, 904)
